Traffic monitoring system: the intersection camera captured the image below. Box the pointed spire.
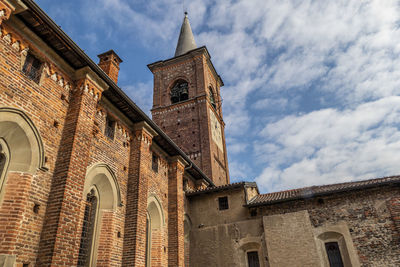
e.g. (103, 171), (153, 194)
(174, 12), (197, 57)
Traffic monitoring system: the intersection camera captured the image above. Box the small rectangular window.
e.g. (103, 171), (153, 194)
(247, 251), (260, 267)
(152, 153), (159, 173)
(105, 115), (115, 140)
(22, 53), (42, 84)
(218, 196), (229, 210)
(325, 242), (344, 267)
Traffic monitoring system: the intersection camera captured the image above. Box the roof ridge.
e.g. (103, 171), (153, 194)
(259, 175), (400, 196)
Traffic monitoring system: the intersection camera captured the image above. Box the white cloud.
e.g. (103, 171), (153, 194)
(124, 81), (153, 116)
(255, 97), (400, 192)
(49, 0), (400, 193)
(253, 98), (288, 111)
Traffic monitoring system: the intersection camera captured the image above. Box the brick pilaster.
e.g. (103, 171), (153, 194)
(122, 121), (157, 267)
(37, 81), (101, 266)
(168, 156), (186, 267)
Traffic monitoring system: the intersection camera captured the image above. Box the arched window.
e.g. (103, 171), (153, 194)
(77, 188), (98, 267)
(316, 228), (360, 267)
(78, 164), (121, 266)
(170, 80), (189, 103)
(209, 87), (216, 109)
(0, 140), (10, 203)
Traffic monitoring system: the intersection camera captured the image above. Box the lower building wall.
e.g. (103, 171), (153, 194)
(263, 210), (320, 267)
(189, 219), (267, 267)
(188, 185), (400, 267)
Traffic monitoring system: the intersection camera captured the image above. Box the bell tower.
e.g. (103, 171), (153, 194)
(148, 13), (229, 186)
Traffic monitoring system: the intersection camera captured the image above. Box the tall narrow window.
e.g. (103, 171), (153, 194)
(77, 189), (98, 267)
(247, 251), (260, 267)
(170, 80), (189, 103)
(0, 150), (6, 182)
(22, 53), (43, 84)
(145, 216), (151, 267)
(0, 142), (9, 202)
(218, 196), (229, 210)
(105, 115), (115, 140)
(209, 87), (216, 109)
(325, 242), (344, 267)
(152, 153), (159, 173)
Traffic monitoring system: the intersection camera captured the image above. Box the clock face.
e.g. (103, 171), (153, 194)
(209, 108), (223, 151)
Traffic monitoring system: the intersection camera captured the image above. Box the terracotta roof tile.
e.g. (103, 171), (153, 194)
(247, 175), (400, 206)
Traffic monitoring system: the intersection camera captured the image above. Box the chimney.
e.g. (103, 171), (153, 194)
(97, 50), (123, 84)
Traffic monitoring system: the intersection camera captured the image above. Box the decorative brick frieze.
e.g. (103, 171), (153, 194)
(0, 24), (28, 51)
(0, 0), (13, 25)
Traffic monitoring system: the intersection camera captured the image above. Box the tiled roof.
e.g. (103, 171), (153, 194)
(247, 175), (400, 207)
(186, 181), (258, 197)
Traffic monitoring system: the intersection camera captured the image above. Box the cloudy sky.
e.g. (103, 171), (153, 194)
(36, 0), (400, 193)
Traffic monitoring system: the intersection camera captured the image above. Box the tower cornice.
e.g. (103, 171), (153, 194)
(147, 46), (224, 87)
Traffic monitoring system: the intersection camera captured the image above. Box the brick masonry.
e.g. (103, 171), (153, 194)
(150, 49), (230, 186)
(0, 6), (198, 266)
(2, 2), (400, 267)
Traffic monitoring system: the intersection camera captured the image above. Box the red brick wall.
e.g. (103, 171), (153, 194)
(0, 19), (74, 266)
(0, 11), (189, 267)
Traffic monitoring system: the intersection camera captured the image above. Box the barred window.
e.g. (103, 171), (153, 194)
(77, 189), (98, 267)
(247, 251), (260, 267)
(105, 115), (115, 140)
(170, 80), (189, 103)
(218, 196), (229, 210)
(22, 53), (43, 84)
(325, 242), (344, 267)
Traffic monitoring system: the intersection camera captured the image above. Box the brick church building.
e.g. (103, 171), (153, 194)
(0, 0), (399, 266)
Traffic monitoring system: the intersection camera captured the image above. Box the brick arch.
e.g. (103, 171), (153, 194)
(147, 194), (165, 229)
(79, 163), (122, 266)
(146, 194), (165, 266)
(0, 107), (45, 174)
(84, 163), (121, 210)
(167, 76), (190, 92)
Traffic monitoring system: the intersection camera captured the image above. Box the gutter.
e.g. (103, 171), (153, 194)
(21, 0), (215, 187)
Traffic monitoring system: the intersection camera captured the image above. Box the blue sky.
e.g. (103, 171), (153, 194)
(35, 0), (400, 193)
